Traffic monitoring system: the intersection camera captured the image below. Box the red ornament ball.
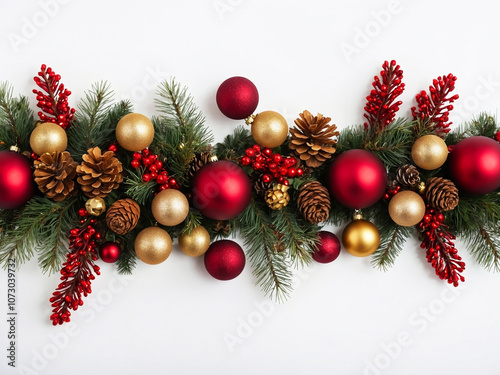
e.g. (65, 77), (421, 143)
(99, 242), (122, 263)
(204, 240), (246, 281)
(216, 76), (259, 119)
(0, 150), (34, 210)
(449, 136), (500, 195)
(312, 231), (341, 263)
(192, 160), (252, 220)
(327, 149), (387, 209)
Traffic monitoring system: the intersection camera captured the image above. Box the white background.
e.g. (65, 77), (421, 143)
(1, 0), (500, 374)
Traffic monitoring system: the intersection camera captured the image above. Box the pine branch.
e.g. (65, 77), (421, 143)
(153, 79), (214, 185)
(239, 200), (293, 301)
(372, 217), (412, 271)
(182, 209), (204, 235)
(123, 168), (156, 205)
(461, 227), (500, 272)
(272, 205), (318, 267)
(446, 113), (498, 145)
(116, 233), (137, 274)
(214, 125), (253, 161)
(67, 82), (128, 161)
(0, 82), (35, 151)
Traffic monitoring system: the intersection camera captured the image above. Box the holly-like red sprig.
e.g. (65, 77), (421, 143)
(33, 64), (75, 129)
(241, 145), (303, 186)
(411, 74), (459, 136)
(418, 206), (465, 287)
(130, 149), (180, 191)
(49, 210), (101, 326)
(363, 60), (405, 132)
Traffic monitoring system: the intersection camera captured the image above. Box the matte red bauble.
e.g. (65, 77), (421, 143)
(0, 150), (34, 210)
(204, 240), (246, 281)
(99, 242), (122, 263)
(449, 136), (500, 194)
(327, 149), (387, 209)
(191, 160), (252, 220)
(216, 76), (259, 119)
(312, 231), (341, 264)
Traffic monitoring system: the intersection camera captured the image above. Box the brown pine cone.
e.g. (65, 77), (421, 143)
(396, 164), (420, 187)
(184, 151), (215, 182)
(289, 110), (339, 168)
(77, 147), (123, 198)
(213, 220), (231, 236)
(106, 199), (140, 235)
(265, 184), (290, 210)
(297, 181), (330, 224)
(34, 151), (78, 202)
(251, 174), (272, 196)
(425, 177), (459, 211)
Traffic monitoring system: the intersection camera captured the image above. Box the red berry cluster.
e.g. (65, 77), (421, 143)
(494, 131), (500, 143)
(50, 211), (102, 325)
(418, 206), (465, 287)
(411, 74), (459, 136)
(241, 145), (303, 186)
(383, 185), (401, 200)
(130, 149), (179, 190)
(33, 64), (75, 129)
(364, 60), (405, 132)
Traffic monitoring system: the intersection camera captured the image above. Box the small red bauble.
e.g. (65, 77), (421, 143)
(191, 160), (252, 220)
(216, 76), (259, 120)
(449, 136), (500, 194)
(0, 150), (34, 210)
(204, 240), (246, 280)
(327, 149), (387, 209)
(99, 241), (122, 263)
(312, 231), (341, 264)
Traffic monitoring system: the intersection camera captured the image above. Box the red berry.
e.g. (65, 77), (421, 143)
(108, 144), (118, 153)
(241, 156), (251, 166)
(283, 179), (289, 186)
(149, 165), (158, 173)
(155, 160), (163, 169)
(296, 168), (304, 177)
(278, 176), (284, 183)
(253, 162), (262, 170)
(160, 184), (168, 191)
(157, 175), (166, 184)
(132, 152), (142, 160)
(279, 167), (288, 176)
(143, 174), (151, 182)
(78, 208), (88, 217)
(168, 178), (177, 186)
(273, 154), (282, 164)
(287, 168), (296, 178)
(262, 174), (272, 183)
(130, 160), (140, 169)
(246, 148), (255, 158)
(150, 172), (158, 180)
(143, 157), (152, 166)
(288, 158), (297, 167)
(256, 156), (264, 163)
(263, 148), (272, 157)
(142, 149), (149, 155)
(268, 162), (278, 172)
(252, 145), (261, 153)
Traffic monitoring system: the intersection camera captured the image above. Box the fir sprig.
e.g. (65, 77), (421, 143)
(446, 113), (498, 145)
(214, 125), (253, 161)
(239, 200), (293, 301)
(116, 233), (138, 274)
(463, 227), (500, 272)
(123, 168), (156, 205)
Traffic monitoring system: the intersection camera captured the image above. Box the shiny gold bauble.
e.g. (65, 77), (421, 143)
(251, 111), (288, 148)
(388, 190), (426, 227)
(411, 135), (448, 170)
(134, 226), (172, 265)
(29, 122), (67, 155)
(151, 189), (189, 226)
(85, 197), (106, 216)
(342, 219), (380, 257)
(115, 113), (155, 151)
(178, 225), (211, 257)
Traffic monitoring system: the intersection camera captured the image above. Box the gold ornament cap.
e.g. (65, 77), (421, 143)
(388, 190), (426, 227)
(251, 111), (288, 148)
(411, 135), (448, 170)
(135, 226), (172, 265)
(178, 225), (211, 257)
(116, 113), (155, 152)
(342, 219), (380, 257)
(151, 189), (189, 226)
(30, 122), (67, 156)
(85, 197), (106, 216)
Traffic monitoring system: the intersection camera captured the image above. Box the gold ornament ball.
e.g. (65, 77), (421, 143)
(85, 197), (106, 216)
(342, 219), (380, 257)
(178, 225), (211, 257)
(251, 111), (288, 148)
(135, 226), (172, 265)
(116, 113), (155, 151)
(388, 190), (426, 227)
(151, 189), (189, 226)
(29, 122), (67, 155)
(411, 135), (448, 170)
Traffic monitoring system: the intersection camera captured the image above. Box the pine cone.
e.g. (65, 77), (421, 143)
(396, 164), (420, 187)
(34, 151), (78, 202)
(297, 181), (330, 223)
(265, 184), (290, 210)
(289, 110), (339, 168)
(185, 151), (215, 182)
(77, 147), (123, 198)
(426, 177), (459, 211)
(251, 174), (272, 196)
(106, 199), (140, 235)
(213, 220), (231, 236)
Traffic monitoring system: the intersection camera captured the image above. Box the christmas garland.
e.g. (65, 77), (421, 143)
(1, 61), (500, 326)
